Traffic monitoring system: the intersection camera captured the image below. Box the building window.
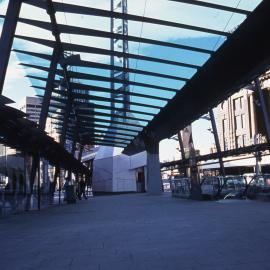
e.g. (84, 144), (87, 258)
(222, 118), (227, 132)
(234, 98), (241, 111)
(241, 114), (245, 129)
(224, 138), (229, 151)
(236, 136), (243, 148)
(240, 97), (244, 109)
(243, 134), (248, 146)
(235, 115), (242, 130)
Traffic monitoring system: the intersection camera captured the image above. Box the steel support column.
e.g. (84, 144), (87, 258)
(121, 0), (130, 117)
(37, 153), (41, 210)
(78, 145), (84, 162)
(26, 153), (39, 210)
(181, 126), (201, 199)
(58, 171), (61, 205)
(59, 93), (73, 145)
(30, 1), (61, 200)
(110, 0), (115, 118)
(0, 0), (22, 94)
(28, 155), (38, 194)
(188, 143), (201, 200)
(177, 131), (187, 177)
(53, 166), (60, 197)
(29, 47), (60, 202)
(45, 0), (73, 191)
(143, 133), (162, 195)
(59, 63), (75, 146)
(71, 137), (79, 182)
(209, 109), (225, 176)
(77, 145), (84, 185)
(39, 46), (60, 130)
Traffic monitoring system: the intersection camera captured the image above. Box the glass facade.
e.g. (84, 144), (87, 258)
(0, 144), (63, 217)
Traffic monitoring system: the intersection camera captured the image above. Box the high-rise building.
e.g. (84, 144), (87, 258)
(216, 88), (256, 150)
(18, 96), (59, 142)
(216, 73), (270, 151)
(19, 96), (42, 124)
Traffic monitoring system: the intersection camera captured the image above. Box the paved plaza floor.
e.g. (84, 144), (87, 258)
(1, 193), (270, 270)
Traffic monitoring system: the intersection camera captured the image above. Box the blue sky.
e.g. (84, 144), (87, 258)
(0, 0), (262, 161)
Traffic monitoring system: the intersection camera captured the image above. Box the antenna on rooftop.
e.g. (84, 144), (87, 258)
(110, 0), (130, 121)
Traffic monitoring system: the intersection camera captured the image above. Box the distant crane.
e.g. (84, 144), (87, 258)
(110, 0), (130, 120)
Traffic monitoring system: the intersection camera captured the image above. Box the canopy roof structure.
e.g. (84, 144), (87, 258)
(1, 0), (270, 155)
(0, 95), (89, 174)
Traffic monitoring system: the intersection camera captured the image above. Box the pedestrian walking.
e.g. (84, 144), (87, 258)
(78, 180), (87, 200)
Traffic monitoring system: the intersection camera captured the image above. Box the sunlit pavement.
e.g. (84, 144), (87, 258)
(1, 193), (270, 270)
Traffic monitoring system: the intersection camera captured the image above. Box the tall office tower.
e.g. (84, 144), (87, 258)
(19, 96), (42, 124)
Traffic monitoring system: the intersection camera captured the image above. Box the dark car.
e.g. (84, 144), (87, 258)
(200, 176), (221, 199)
(247, 175), (270, 200)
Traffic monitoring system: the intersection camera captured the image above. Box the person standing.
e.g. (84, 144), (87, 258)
(78, 180), (87, 200)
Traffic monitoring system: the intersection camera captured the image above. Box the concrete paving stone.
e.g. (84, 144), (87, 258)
(1, 194), (270, 269)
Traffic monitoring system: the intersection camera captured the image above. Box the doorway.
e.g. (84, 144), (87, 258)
(136, 168), (145, 193)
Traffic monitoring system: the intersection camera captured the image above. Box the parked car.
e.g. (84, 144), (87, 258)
(220, 176), (247, 199)
(200, 175), (247, 199)
(247, 174), (270, 200)
(200, 176), (221, 199)
(170, 178), (191, 198)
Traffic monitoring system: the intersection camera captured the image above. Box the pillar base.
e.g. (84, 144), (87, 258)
(190, 186), (202, 200)
(146, 152), (162, 195)
(143, 132), (162, 195)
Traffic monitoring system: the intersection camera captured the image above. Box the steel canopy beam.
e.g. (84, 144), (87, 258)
(123, 0), (270, 155)
(51, 116), (141, 134)
(15, 16), (213, 55)
(15, 35), (200, 69)
(67, 71), (179, 93)
(0, 0), (22, 94)
(24, 1), (229, 36)
(74, 128), (135, 139)
(38, 46), (60, 130)
(49, 107), (149, 123)
(168, 0), (250, 15)
(69, 82), (170, 102)
(15, 49), (184, 81)
(13, 49), (52, 61)
(48, 89), (163, 110)
(62, 58), (187, 82)
(50, 114), (143, 132)
(26, 74), (174, 100)
(53, 120), (139, 135)
(47, 97), (155, 118)
(64, 134), (127, 147)
(21, 62), (181, 92)
(52, 110), (145, 129)
(57, 127), (130, 144)
(39, 90), (162, 111)
(55, 127), (135, 140)
(63, 129), (130, 144)
(46, 96), (157, 118)
(63, 130), (131, 144)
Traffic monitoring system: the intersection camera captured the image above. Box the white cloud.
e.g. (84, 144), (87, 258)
(2, 52), (35, 106)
